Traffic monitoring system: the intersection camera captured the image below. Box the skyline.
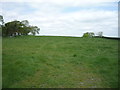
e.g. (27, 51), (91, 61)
(0, 0), (119, 37)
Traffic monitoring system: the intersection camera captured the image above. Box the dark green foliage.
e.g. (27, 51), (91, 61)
(0, 15), (4, 25)
(29, 26), (40, 35)
(0, 15), (4, 36)
(1, 15), (40, 37)
(3, 20), (21, 36)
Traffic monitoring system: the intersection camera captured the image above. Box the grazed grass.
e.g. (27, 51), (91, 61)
(0, 37), (2, 89)
(2, 36), (118, 88)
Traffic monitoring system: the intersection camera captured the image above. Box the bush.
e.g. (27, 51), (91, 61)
(82, 32), (95, 38)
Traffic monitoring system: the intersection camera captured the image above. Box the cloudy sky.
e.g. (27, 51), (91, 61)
(0, 0), (119, 37)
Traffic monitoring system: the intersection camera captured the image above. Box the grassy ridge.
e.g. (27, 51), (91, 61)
(2, 36), (118, 88)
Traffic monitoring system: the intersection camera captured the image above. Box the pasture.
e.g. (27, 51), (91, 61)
(2, 36), (118, 88)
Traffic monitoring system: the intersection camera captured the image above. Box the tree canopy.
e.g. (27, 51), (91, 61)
(82, 32), (95, 38)
(0, 15), (4, 25)
(0, 15), (4, 36)
(97, 32), (103, 37)
(0, 15), (40, 37)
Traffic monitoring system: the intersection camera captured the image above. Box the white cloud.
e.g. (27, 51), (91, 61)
(1, 0), (119, 3)
(1, 1), (118, 37)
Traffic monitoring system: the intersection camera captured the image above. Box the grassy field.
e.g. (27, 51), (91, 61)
(2, 36), (118, 88)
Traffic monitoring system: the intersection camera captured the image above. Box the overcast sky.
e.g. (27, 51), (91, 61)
(0, 0), (119, 37)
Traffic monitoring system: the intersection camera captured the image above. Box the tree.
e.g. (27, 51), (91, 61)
(82, 32), (95, 38)
(89, 32), (95, 37)
(2, 19), (40, 37)
(0, 15), (4, 36)
(21, 20), (29, 27)
(0, 15), (4, 25)
(97, 32), (103, 37)
(30, 26), (40, 35)
(3, 20), (21, 36)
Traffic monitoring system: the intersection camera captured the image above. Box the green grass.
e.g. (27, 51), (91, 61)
(2, 36), (118, 88)
(0, 37), (2, 89)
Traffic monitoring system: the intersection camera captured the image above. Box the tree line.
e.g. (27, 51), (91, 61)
(0, 15), (40, 37)
(82, 32), (103, 38)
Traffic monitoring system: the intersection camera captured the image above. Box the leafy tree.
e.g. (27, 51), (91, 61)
(3, 20), (21, 36)
(21, 20), (29, 27)
(0, 15), (4, 36)
(97, 32), (103, 37)
(0, 15), (4, 25)
(83, 32), (89, 37)
(82, 32), (95, 38)
(2, 19), (40, 37)
(30, 26), (40, 35)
